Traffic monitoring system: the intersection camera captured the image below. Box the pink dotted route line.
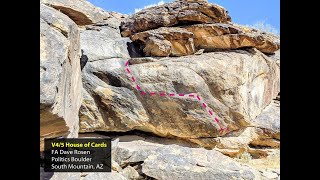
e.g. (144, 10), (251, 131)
(124, 60), (228, 134)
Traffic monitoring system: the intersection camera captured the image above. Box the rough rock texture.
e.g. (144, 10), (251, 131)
(40, 0), (109, 25)
(210, 98), (280, 158)
(131, 27), (195, 56)
(236, 149), (280, 180)
(185, 23), (280, 54)
(40, 0), (280, 179)
(79, 88), (104, 132)
(77, 1), (280, 147)
(213, 127), (259, 156)
(79, 11), (148, 133)
(129, 50), (279, 137)
(80, 26), (130, 61)
(109, 135), (277, 180)
(141, 145), (257, 180)
(82, 172), (127, 180)
(80, 83), (149, 132)
(248, 99), (280, 150)
(80, 47), (280, 148)
(127, 23), (280, 57)
(120, 0), (231, 36)
(113, 136), (164, 167)
(120, 166), (140, 180)
(40, 167), (82, 180)
(253, 100), (280, 140)
(40, 3), (82, 150)
(269, 50), (280, 62)
(214, 127), (279, 158)
(121, 0), (280, 57)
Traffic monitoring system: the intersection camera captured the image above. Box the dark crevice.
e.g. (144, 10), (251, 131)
(87, 130), (159, 139)
(92, 71), (123, 87)
(164, 5), (170, 12)
(141, 175), (157, 180)
(40, 66), (47, 71)
(127, 41), (144, 58)
(275, 92), (280, 101)
(120, 162), (157, 179)
(121, 161), (144, 169)
(175, 20), (208, 27)
(122, 162), (157, 180)
(92, 23), (116, 28)
(201, 47), (258, 55)
(80, 128), (200, 149)
(41, 17), (69, 38)
(236, 47), (257, 53)
(50, 5), (93, 26)
(80, 50), (88, 70)
(57, 27), (68, 38)
(248, 142), (279, 149)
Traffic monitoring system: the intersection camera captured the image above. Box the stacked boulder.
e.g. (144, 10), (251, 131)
(120, 0), (279, 56)
(40, 0), (280, 179)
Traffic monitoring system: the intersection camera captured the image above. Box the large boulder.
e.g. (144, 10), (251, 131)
(78, 13), (139, 133)
(76, 2), (280, 148)
(40, 0), (109, 25)
(40, 0), (280, 179)
(40, 3), (82, 150)
(80, 26), (130, 62)
(111, 136), (262, 180)
(185, 23), (280, 54)
(131, 27), (195, 57)
(129, 24), (280, 57)
(80, 83), (150, 132)
(141, 144), (258, 180)
(80, 48), (280, 147)
(121, 0), (280, 57)
(120, 0), (231, 36)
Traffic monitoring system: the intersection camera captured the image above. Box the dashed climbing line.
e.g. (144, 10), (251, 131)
(124, 60), (228, 135)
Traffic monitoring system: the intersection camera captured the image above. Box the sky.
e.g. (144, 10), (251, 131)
(88, 0), (280, 34)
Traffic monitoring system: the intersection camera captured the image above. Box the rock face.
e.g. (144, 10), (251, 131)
(252, 100), (280, 139)
(131, 27), (195, 56)
(79, 13), (145, 133)
(80, 26), (130, 61)
(141, 144), (257, 180)
(40, 0), (280, 179)
(40, 3), (82, 150)
(82, 172), (127, 180)
(39, 0), (280, 143)
(109, 135), (277, 180)
(77, 1), (280, 147)
(185, 23), (280, 54)
(40, 0), (109, 25)
(121, 0), (279, 56)
(80, 45), (280, 147)
(120, 0), (231, 37)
